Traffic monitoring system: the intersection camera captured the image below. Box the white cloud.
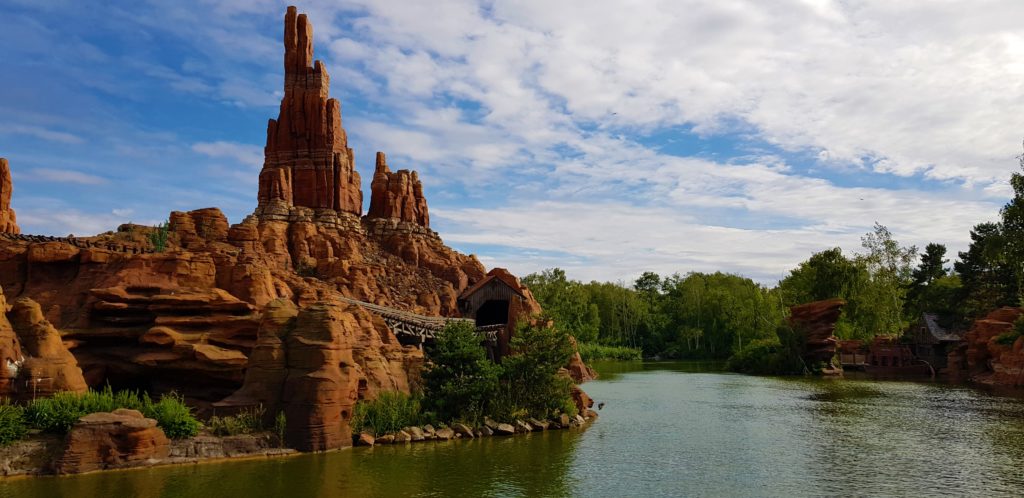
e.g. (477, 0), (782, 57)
(0, 124), (84, 144)
(191, 141), (263, 167)
(23, 168), (106, 185)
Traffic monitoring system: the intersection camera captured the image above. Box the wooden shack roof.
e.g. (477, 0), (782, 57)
(921, 313), (961, 342)
(459, 268), (526, 300)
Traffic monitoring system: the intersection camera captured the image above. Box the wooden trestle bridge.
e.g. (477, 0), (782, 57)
(335, 296), (503, 346)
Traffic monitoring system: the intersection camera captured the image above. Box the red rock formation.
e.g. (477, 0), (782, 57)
(949, 307), (1024, 386)
(788, 298), (845, 374)
(0, 286), (22, 395)
(257, 6), (361, 216)
(368, 152), (429, 227)
(170, 208), (229, 249)
(219, 299), (422, 447)
(55, 409), (170, 475)
(0, 159), (17, 234)
(8, 297), (88, 398)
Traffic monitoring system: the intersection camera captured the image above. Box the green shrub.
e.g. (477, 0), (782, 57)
(0, 399), (27, 446)
(208, 406), (265, 436)
(24, 387), (199, 439)
(492, 319), (577, 420)
(144, 393), (200, 439)
(274, 411), (287, 447)
(996, 316), (1024, 345)
(351, 391), (422, 437)
(577, 342), (642, 362)
(149, 221), (169, 252)
(422, 321), (500, 424)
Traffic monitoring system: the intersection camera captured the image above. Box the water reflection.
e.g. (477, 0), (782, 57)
(4, 362), (1024, 497)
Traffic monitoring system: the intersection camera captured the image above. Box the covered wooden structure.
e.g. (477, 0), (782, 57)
(458, 268), (537, 360)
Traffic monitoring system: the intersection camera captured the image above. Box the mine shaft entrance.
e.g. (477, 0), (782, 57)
(475, 299), (509, 327)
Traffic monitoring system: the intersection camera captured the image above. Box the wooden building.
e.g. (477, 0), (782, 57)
(458, 268), (540, 360)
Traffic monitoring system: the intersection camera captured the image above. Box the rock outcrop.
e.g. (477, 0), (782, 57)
(7, 297), (88, 398)
(0, 6), (539, 449)
(0, 286), (22, 395)
(0, 158), (17, 234)
(257, 6), (361, 217)
(788, 298), (845, 374)
(368, 152), (429, 227)
(948, 307), (1024, 386)
(55, 409), (169, 475)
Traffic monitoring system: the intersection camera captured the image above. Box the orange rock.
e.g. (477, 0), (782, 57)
(7, 297), (88, 399)
(257, 6), (362, 216)
(55, 409), (170, 475)
(0, 285), (23, 395)
(0, 158), (17, 234)
(789, 298), (846, 368)
(367, 152), (429, 227)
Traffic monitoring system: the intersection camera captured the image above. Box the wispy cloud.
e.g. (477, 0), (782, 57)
(0, 124), (84, 144)
(22, 168), (106, 185)
(192, 141), (263, 167)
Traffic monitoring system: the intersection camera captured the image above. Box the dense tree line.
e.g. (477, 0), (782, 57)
(524, 151), (1024, 359)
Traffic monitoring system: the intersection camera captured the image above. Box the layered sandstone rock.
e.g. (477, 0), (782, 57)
(55, 409), (169, 475)
(949, 307), (1024, 386)
(220, 299), (421, 450)
(367, 152), (429, 227)
(8, 297), (87, 398)
(0, 158), (18, 234)
(257, 6), (361, 216)
(0, 286), (22, 394)
(788, 298), (845, 374)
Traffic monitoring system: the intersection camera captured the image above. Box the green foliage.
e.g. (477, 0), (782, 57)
(422, 321), (499, 424)
(492, 319), (577, 420)
(23, 387), (199, 439)
(523, 269), (601, 342)
(146, 393), (200, 439)
(577, 342), (642, 361)
(351, 392), (422, 437)
(274, 411), (287, 447)
(149, 221), (169, 252)
(725, 325), (805, 375)
(996, 316), (1024, 346)
(0, 399), (27, 446)
(208, 406), (265, 437)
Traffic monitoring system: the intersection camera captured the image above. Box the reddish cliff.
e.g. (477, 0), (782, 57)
(0, 6), (539, 449)
(0, 158), (18, 234)
(948, 307), (1024, 387)
(789, 298), (845, 374)
(257, 6), (362, 217)
(368, 152), (429, 227)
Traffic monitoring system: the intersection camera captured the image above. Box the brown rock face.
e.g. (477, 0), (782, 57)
(0, 286), (22, 394)
(257, 6), (361, 216)
(8, 297), (88, 398)
(55, 409), (170, 475)
(368, 152), (429, 227)
(0, 158), (18, 234)
(949, 307), (1024, 386)
(788, 298), (845, 373)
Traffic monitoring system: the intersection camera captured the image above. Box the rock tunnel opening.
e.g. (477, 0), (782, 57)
(475, 299), (509, 327)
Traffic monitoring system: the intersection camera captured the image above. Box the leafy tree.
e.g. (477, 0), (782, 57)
(522, 269), (600, 342)
(955, 222), (1017, 321)
(492, 319), (576, 420)
(422, 322), (499, 423)
(907, 243), (958, 317)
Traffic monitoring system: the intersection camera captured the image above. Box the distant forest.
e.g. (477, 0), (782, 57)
(526, 159), (1024, 359)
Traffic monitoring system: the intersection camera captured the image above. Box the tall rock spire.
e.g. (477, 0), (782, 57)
(367, 152), (430, 227)
(0, 158), (19, 234)
(257, 6), (362, 216)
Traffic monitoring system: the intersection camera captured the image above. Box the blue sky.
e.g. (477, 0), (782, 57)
(2, 0), (1023, 283)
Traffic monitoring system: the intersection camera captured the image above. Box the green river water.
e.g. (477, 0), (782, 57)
(3, 361), (1024, 497)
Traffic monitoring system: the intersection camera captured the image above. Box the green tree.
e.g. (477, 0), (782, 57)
(955, 222), (1017, 321)
(492, 319), (576, 420)
(522, 269), (600, 342)
(422, 322), (499, 423)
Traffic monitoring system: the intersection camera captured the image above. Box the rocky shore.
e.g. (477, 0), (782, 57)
(1, 408), (597, 477)
(354, 411), (598, 447)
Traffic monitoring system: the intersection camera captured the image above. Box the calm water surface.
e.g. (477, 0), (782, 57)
(3, 361), (1024, 497)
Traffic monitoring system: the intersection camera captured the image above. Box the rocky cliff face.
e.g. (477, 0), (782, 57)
(256, 6), (362, 217)
(948, 307), (1024, 387)
(0, 158), (18, 234)
(788, 298), (845, 375)
(368, 152), (429, 227)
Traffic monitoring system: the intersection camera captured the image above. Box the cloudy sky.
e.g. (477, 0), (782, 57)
(2, 0), (1023, 283)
